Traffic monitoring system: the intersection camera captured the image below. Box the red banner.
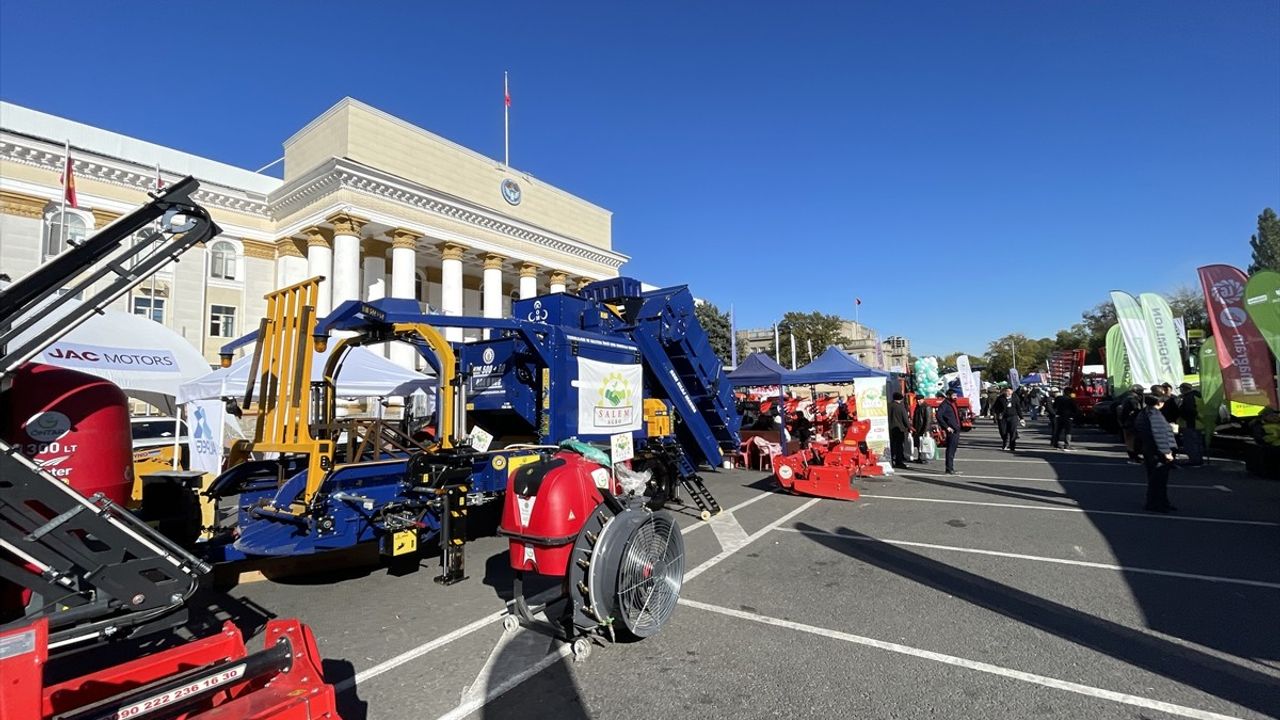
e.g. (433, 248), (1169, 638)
(1198, 264), (1277, 409)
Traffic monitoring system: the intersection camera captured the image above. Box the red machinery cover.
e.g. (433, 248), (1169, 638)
(2, 363), (133, 505)
(500, 451), (618, 576)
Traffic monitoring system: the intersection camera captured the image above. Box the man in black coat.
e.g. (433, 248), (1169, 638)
(1052, 390), (1081, 450)
(1119, 385), (1145, 463)
(1135, 393), (1178, 512)
(911, 397), (936, 464)
(1044, 389), (1060, 442)
(888, 392), (911, 469)
(1177, 383), (1203, 465)
(991, 386), (1024, 451)
(936, 389), (963, 475)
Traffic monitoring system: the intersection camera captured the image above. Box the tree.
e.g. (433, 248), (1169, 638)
(1166, 285), (1208, 333)
(984, 333), (1054, 383)
(693, 301), (732, 365)
(1248, 207), (1280, 274)
(770, 311), (848, 368)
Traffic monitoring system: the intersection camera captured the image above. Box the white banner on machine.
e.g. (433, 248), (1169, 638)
(955, 355), (980, 415)
(853, 377), (889, 454)
(575, 357), (644, 434)
(185, 399), (225, 475)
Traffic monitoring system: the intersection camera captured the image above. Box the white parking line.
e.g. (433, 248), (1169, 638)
(773, 527), (1280, 590)
(679, 599), (1244, 720)
(685, 499), (820, 582)
(708, 510), (751, 552)
(860, 494), (1280, 527)
(898, 471), (1229, 490)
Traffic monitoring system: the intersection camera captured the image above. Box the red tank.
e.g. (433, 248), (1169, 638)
(500, 452), (618, 577)
(2, 363), (133, 505)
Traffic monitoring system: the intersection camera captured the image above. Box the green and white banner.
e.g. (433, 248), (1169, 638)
(1139, 292), (1184, 387)
(1198, 337), (1223, 445)
(1104, 324), (1131, 392)
(1110, 291), (1160, 388)
(1244, 269), (1280, 359)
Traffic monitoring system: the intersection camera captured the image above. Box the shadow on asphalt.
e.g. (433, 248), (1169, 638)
(898, 472), (1077, 507)
(483, 646), (591, 719)
(324, 658), (368, 719)
(795, 522), (1280, 718)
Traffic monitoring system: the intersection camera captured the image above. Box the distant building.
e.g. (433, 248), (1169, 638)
(739, 319), (911, 373)
(882, 335), (911, 374)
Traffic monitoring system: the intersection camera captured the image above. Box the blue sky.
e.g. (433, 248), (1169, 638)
(2, 1), (1277, 356)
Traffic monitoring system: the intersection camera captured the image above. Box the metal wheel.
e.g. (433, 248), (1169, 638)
(502, 615), (520, 632)
(699, 510), (711, 521)
(571, 637), (592, 662)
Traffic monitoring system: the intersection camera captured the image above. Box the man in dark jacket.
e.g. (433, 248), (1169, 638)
(991, 386), (1024, 451)
(1052, 390), (1081, 450)
(911, 397), (936, 464)
(1177, 383), (1203, 465)
(1135, 393), (1177, 512)
(935, 389), (963, 475)
(1044, 389), (1060, 441)
(888, 392), (911, 469)
(1119, 385), (1145, 463)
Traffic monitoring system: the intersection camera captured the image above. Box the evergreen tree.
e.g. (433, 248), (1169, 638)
(1248, 207), (1280, 273)
(693, 300), (733, 364)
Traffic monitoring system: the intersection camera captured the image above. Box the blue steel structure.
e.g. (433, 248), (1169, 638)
(203, 278), (739, 573)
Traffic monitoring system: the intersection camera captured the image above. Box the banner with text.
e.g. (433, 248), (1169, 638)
(853, 377), (889, 454)
(956, 355), (980, 415)
(1139, 292), (1184, 388)
(575, 357), (644, 435)
(1104, 324), (1131, 392)
(185, 399), (225, 476)
(1198, 264), (1277, 410)
(1110, 291), (1160, 388)
(1244, 269), (1280, 360)
(39, 341), (180, 373)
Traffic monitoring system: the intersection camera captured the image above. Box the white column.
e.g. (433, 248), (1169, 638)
(328, 213), (365, 313)
(362, 238), (388, 356)
(440, 242), (466, 342)
(549, 270), (568, 295)
(483, 254), (505, 318)
(274, 238), (307, 288)
(518, 262), (538, 300)
(389, 229), (420, 369)
(305, 227), (332, 316)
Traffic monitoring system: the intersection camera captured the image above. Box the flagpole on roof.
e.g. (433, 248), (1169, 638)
(504, 71), (510, 167)
(60, 140), (70, 250)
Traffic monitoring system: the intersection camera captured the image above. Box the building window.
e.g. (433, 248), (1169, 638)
(210, 241), (237, 280)
(209, 305), (237, 337)
(415, 271), (426, 303)
(44, 211), (89, 258)
(132, 296), (165, 323)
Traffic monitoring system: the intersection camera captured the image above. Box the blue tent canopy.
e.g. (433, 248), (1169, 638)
(727, 352), (793, 386)
(1021, 373), (1046, 385)
(788, 345), (889, 384)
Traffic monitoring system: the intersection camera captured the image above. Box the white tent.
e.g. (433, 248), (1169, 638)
(6, 285), (213, 415)
(178, 345), (435, 404)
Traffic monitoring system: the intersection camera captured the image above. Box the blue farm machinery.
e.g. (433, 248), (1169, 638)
(200, 275), (739, 641)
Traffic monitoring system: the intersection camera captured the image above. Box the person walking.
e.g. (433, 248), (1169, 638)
(1045, 389), (1060, 441)
(1135, 393), (1178, 512)
(888, 392), (911, 469)
(1119, 384), (1145, 463)
(936, 389), (963, 475)
(911, 396), (936, 464)
(1177, 382), (1204, 465)
(1053, 390), (1080, 450)
(991, 386), (1024, 451)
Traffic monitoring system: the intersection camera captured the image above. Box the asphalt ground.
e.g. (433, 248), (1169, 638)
(216, 419), (1280, 720)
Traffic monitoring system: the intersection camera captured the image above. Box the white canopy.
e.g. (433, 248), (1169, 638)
(7, 285), (213, 415)
(178, 345), (435, 404)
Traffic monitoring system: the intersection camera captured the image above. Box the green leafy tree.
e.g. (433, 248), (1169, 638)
(769, 311), (848, 368)
(693, 301), (732, 364)
(985, 333), (1054, 382)
(1248, 207), (1280, 274)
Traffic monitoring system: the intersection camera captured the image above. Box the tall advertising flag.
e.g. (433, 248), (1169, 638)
(1104, 324), (1131, 392)
(1110, 291), (1160, 388)
(1198, 264), (1278, 410)
(1243, 270), (1280, 359)
(1198, 337), (1223, 445)
(956, 355), (979, 412)
(1138, 292), (1184, 387)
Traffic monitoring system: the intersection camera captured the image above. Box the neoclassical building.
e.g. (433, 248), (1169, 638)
(0, 98), (626, 368)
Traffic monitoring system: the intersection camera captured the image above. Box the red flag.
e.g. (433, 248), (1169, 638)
(504, 84), (511, 108)
(1198, 264), (1278, 409)
(61, 149), (78, 209)
(855, 297), (862, 306)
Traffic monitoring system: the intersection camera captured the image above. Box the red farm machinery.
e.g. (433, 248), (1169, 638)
(0, 180), (341, 720)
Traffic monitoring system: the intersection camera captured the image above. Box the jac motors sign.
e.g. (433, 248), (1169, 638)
(41, 341), (179, 373)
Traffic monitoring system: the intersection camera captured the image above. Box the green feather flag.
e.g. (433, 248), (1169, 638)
(1198, 338), (1224, 447)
